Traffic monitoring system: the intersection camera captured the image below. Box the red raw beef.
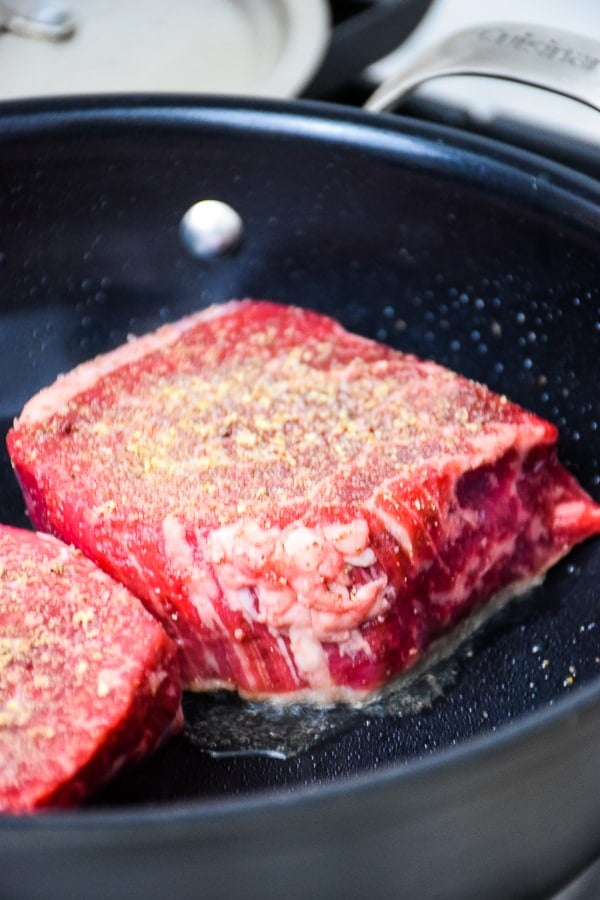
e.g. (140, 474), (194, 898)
(0, 525), (182, 812)
(7, 301), (600, 702)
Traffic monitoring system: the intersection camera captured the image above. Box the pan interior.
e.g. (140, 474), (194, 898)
(0, 101), (598, 807)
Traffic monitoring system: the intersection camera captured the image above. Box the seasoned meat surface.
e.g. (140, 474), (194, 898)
(0, 525), (182, 812)
(8, 301), (600, 701)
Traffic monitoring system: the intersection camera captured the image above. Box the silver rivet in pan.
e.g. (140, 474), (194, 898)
(179, 200), (244, 259)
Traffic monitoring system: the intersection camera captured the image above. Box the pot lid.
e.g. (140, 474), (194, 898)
(0, 0), (330, 99)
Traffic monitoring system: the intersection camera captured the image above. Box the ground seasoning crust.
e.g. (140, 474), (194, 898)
(16, 303), (547, 528)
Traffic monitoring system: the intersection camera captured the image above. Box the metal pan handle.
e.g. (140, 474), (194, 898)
(365, 22), (600, 114)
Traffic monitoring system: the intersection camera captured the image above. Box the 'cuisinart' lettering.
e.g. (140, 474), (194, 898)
(479, 28), (600, 72)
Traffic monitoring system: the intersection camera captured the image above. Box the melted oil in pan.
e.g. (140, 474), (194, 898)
(181, 658), (461, 760)
(181, 578), (534, 759)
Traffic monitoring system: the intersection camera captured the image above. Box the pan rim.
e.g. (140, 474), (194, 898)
(1, 93), (599, 240)
(0, 92), (598, 186)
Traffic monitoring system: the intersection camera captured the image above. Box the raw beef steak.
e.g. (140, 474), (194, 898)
(7, 301), (600, 702)
(0, 525), (182, 812)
